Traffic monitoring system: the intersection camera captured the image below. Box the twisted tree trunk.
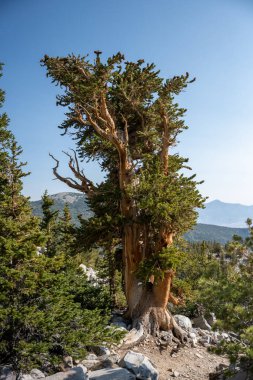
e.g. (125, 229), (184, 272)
(122, 224), (186, 341)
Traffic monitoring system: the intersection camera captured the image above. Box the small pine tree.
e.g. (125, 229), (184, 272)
(40, 190), (59, 256)
(56, 203), (76, 254)
(0, 66), (123, 372)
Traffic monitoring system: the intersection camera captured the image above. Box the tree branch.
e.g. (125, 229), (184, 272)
(49, 153), (96, 197)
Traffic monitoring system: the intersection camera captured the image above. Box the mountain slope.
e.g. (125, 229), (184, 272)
(198, 200), (253, 228)
(30, 192), (250, 244)
(185, 223), (249, 244)
(31, 192), (92, 223)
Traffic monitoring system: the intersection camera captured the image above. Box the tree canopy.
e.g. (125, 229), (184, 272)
(42, 51), (205, 337)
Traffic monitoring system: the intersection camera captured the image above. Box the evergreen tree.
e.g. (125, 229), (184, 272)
(0, 65), (122, 372)
(42, 51), (205, 338)
(174, 237), (253, 375)
(245, 218), (253, 250)
(40, 190), (59, 255)
(57, 203), (76, 254)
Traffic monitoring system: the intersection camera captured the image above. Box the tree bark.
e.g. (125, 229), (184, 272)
(122, 225), (186, 341)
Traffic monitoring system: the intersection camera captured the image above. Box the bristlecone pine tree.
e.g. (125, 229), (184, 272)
(42, 52), (205, 339)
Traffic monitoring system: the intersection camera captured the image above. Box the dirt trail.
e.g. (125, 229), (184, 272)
(118, 336), (229, 380)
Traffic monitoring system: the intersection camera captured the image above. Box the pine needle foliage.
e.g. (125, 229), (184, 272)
(0, 65), (123, 372)
(41, 52), (205, 289)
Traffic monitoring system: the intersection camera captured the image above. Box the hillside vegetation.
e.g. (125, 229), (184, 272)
(31, 193), (249, 244)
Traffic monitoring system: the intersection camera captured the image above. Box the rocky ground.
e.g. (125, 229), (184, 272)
(1, 312), (247, 380)
(118, 336), (229, 380)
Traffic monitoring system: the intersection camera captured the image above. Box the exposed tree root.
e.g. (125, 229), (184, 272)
(121, 306), (187, 351)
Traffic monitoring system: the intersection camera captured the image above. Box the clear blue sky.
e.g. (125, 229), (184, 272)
(1, 0), (253, 204)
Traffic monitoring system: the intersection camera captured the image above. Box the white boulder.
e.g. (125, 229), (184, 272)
(173, 315), (192, 331)
(119, 350), (159, 380)
(44, 365), (88, 380)
(30, 369), (45, 379)
(89, 367), (135, 380)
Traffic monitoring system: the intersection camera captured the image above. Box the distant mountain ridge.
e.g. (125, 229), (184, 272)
(31, 192), (92, 223)
(185, 223), (249, 244)
(30, 193), (250, 244)
(198, 200), (253, 228)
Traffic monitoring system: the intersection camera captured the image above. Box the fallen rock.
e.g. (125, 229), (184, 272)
(79, 265), (97, 282)
(206, 312), (216, 327)
(81, 359), (101, 371)
(111, 321), (128, 329)
(20, 375), (33, 380)
(30, 369), (45, 379)
(199, 335), (211, 346)
(89, 367), (135, 379)
(192, 316), (211, 331)
(86, 354), (98, 361)
(44, 365), (88, 380)
(63, 356), (73, 368)
(188, 332), (198, 347)
(160, 330), (173, 343)
(123, 325), (144, 346)
(119, 350), (159, 380)
(100, 353), (120, 368)
(0, 366), (16, 380)
(174, 315), (192, 332)
(82, 352), (120, 371)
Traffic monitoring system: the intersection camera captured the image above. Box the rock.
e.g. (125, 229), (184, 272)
(92, 346), (110, 357)
(20, 376), (34, 380)
(173, 315), (192, 331)
(36, 247), (46, 255)
(79, 265), (97, 282)
(0, 366), (16, 380)
(199, 335), (211, 346)
(188, 331), (198, 347)
(206, 312), (216, 326)
(210, 331), (220, 344)
(89, 367), (135, 380)
(197, 328), (208, 337)
(111, 315), (129, 330)
(160, 330), (173, 343)
(101, 353), (120, 367)
(192, 315), (211, 331)
(30, 369), (45, 379)
(172, 371), (180, 377)
(119, 350), (159, 380)
(63, 356), (73, 368)
(123, 325), (144, 346)
(221, 332), (229, 340)
(79, 264), (87, 272)
(81, 359), (101, 371)
(86, 353), (98, 361)
(112, 321), (128, 329)
(86, 267), (97, 282)
(44, 365), (88, 380)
